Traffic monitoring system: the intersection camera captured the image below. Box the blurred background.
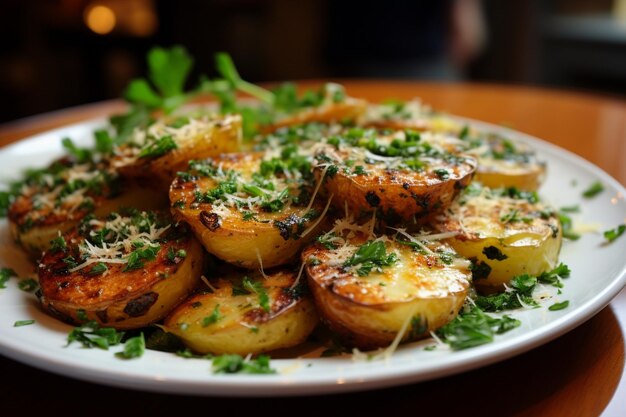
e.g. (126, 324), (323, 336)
(2, 0), (626, 123)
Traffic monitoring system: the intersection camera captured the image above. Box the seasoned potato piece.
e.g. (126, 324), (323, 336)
(363, 100), (545, 191)
(262, 84), (367, 133)
(431, 184), (562, 291)
(360, 100), (461, 134)
(170, 153), (328, 269)
(8, 157), (165, 256)
(302, 222), (471, 350)
(112, 115), (242, 191)
(38, 210), (203, 329)
(163, 269), (318, 355)
(463, 132), (546, 191)
(311, 130), (477, 223)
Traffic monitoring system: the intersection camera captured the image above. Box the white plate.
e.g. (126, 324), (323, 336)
(0, 116), (625, 397)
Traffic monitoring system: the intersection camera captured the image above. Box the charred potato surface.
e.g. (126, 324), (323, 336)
(38, 210), (203, 329)
(170, 152), (327, 269)
(164, 269), (318, 355)
(8, 157), (165, 256)
(312, 129), (477, 223)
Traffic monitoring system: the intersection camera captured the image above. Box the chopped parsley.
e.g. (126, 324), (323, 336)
(343, 240), (398, 276)
(138, 135), (178, 158)
(123, 244), (161, 272)
(500, 209), (532, 224)
(436, 306), (520, 350)
(201, 304), (223, 327)
(50, 235), (67, 253)
(558, 211), (580, 240)
(18, 278), (39, 292)
(582, 181), (604, 199)
(603, 224), (625, 243)
(475, 274), (538, 312)
(537, 263), (571, 287)
(67, 321), (124, 350)
(242, 276), (271, 313)
(548, 300), (570, 311)
(212, 354), (275, 374)
(0, 268), (17, 289)
(115, 333), (145, 359)
(14, 320), (35, 327)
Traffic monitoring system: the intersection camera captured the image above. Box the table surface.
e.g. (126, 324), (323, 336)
(0, 82), (625, 417)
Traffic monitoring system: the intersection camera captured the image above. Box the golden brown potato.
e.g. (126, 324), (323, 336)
(360, 100), (461, 133)
(112, 114), (242, 191)
(8, 157), (165, 257)
(38, 210), (203, 329)
(163, 269), (318, 355)
(302, 223), (471, 350)
(170, 152), (328, 269)
(311, 130), (477, 223)
(431, 184), (562, 291)
(262, 84), (367, 133)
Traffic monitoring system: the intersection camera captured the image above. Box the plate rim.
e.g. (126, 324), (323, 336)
(0, 114), (625, 397)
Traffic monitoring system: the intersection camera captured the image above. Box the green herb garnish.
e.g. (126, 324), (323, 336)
(67, 321), (124, 349)
(201, 304), (223, 327)
(603, 224), (626, 243)
(0, 268), (17, 289)
(115, 333), (145, 359)
(343, 240), (398, 276)
(582, 181), (604, 198)
(212, 354), (275, 374)
(14, 320), (35, 327)
(242, 276), (270, 313)
(548, 300), (569, 311)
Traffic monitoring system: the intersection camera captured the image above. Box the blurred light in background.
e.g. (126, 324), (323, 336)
(84, 4), (116, 35)
(0, 0), (624, 124)
(83, 0), (157, 37)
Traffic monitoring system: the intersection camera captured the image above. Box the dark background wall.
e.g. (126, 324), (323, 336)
(2, 0), (625, 123)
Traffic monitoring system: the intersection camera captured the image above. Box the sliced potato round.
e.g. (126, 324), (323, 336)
(8, 157), (165, 257)
(170, 153), (328, 269)
(163, 269), (318, 355)
(38, 210), (203, 329)
(431, 184), (562, 291)
(460, 131), (546, 191)
(112, 114), (242, 191)
(311, 131), (477, 223)
(302, 226), (471, 349)
(262, 85), (367, 133)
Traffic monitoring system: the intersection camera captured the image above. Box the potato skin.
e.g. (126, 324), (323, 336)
(170, 153), (327, 268)
(431, 187), (562, 291)
(163, 270), (318, 355)
(113, 115), (242, 191)
(313, 145), (477, 224)
(302, 233), (471, 349)
(37, 217), (203, 329)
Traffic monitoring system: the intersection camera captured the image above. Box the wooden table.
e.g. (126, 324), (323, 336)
(1, 82), (625, 416)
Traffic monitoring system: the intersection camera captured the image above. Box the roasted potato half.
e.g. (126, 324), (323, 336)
(38, 210), (203, 329)
(262, 84), (367, 133)
(170, 153), (328, 269)
(112, 114), (242, 191)
(302, 224), (471, 349)
(431, 184), (562, 291)
(163, 269), (318, 355)
(361, 100), (461, 134)
(8, 158), (165, 256)
(311, 130), (477, 223)
(460, 131), (546, 191)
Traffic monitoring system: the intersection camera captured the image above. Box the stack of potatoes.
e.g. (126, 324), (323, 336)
(10, 93), (562, 356)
